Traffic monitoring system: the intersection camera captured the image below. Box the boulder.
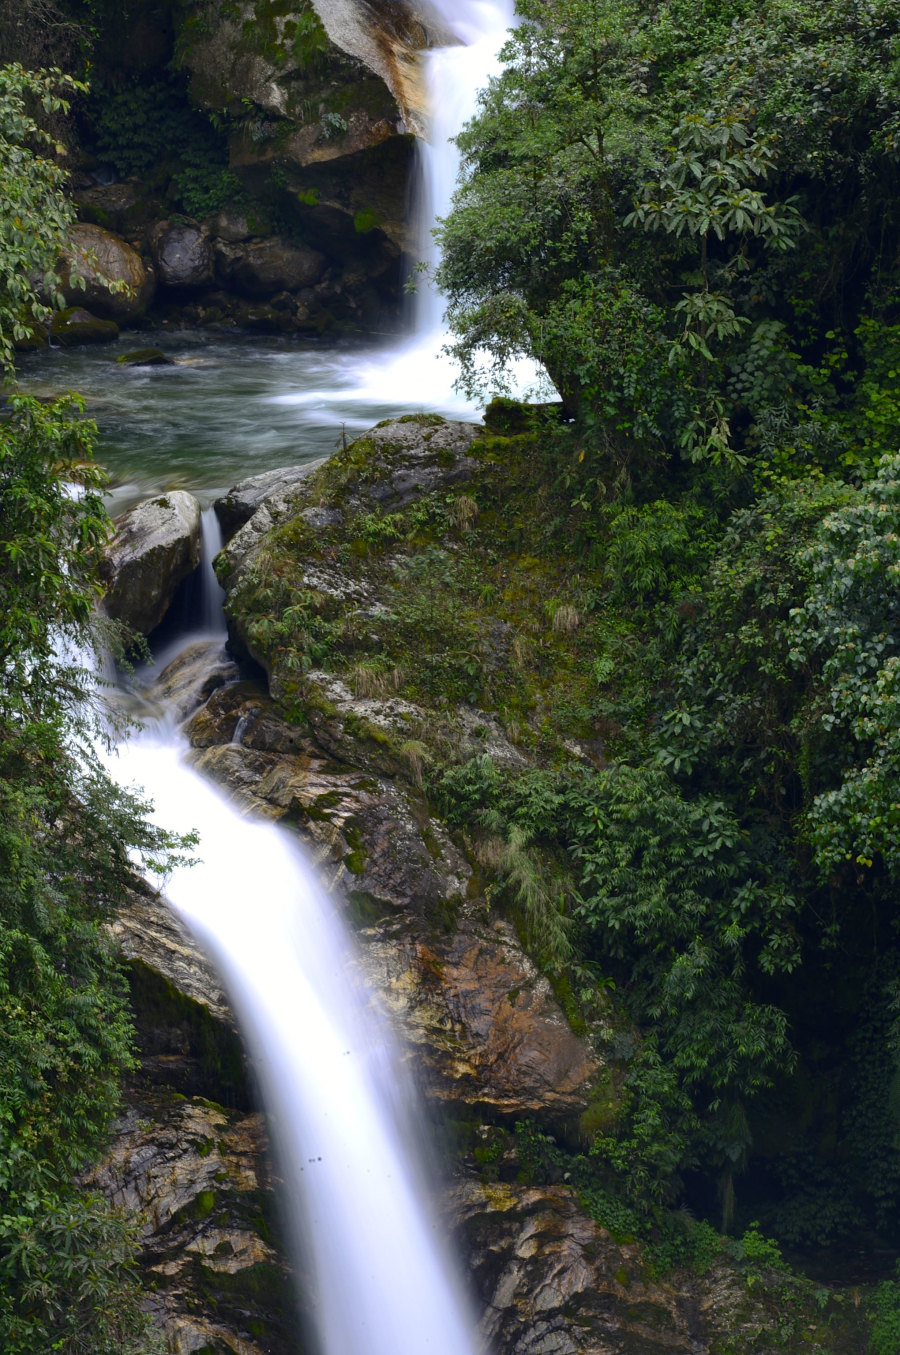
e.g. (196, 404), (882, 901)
(150, 219), (214, 291)
(59, 222), (155, 321)
(102, 490), (202, 635)
(116, 347), (174, 367)
(50, 306), (119, 345)
(220, 236), (326, 298)
(214, 462), (326, 540)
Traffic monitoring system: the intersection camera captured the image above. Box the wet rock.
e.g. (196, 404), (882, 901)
(218, 236), (326, 298)
(50, 305), (119, 345)
(116, 347), (174, 366)
(450, 1181), (695, 1355)
(59, 222), (155, 320)
(87, 1088), (300, 1355)
(150, 219), (214, 291)
(359, 914), (602, 1123)
(214, 463), (326, 540)
(113, 879), (233, 1026)
(102, 490), (202, 635)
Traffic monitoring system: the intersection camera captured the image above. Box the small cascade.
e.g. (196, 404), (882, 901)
(271, 0), (546, 420)
(105, 606), (482, 1354)
(198, 506), (227, 635)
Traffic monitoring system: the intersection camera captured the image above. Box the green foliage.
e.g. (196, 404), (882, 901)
(0, 64), (83, 367)
(870, 1277), (900, 1355)
(0, 65), (180, 1353)
(437, 0), (900, 471)
(82, 74), (246, 217)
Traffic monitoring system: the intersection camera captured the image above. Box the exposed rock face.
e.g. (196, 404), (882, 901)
(214, 462), (326, 540)
(178, 0), (415, 261)
(60, 222), (155, 320)
(310, 0), (453, 137)
(49, 306), (119, 344)
(87, 1089), (300, 1355)
(102, 490), (203, 635)
(150, 219), (215, 291)
(217, 236), (326, 298)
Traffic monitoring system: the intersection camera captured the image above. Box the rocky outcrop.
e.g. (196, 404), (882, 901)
(214, 462), (326, 540)
(150, 219), (215, 291)
(87, 1089), (300, 1355)
(59, 222), (155, 320)
(102, 490), (203, 635)
(178, 0), (415, 262)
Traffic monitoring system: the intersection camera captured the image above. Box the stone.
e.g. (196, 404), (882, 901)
(210, 206), (257, 242)
(215, 462), (327, 540)
(217, 236), (326, 298)
(113, 879), (233, 1027)
(59, 222), (155, 320)
(86, 1088), (299, 1355)
(102, 490), (203, 635)
(116, 347), (174, 366)
(49, 306), (119, 345)
(150, 219), (214, 290)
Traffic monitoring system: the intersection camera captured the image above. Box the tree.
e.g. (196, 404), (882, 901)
(0, 64), (171, 1354)
(436, 0), (900, 470)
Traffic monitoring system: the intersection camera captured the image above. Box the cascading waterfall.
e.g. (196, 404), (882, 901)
(270, 0), (545, 420)
(97, 13), (537, 1347)
(106, 597), (483, 1354)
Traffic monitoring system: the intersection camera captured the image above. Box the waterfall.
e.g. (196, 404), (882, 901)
(409, 0), (518, 338)
(272, 0), (545, 421)
(105, 580), (483, 1353)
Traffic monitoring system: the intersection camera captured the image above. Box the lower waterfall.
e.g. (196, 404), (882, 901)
(107, 663), (480, 1355)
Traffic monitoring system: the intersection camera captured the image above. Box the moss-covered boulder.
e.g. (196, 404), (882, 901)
(49, 306), (119, 345)
(59, 222), (155, 320)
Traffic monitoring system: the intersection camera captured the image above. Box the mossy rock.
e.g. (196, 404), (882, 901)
(50, 307), (119, 346)
(116, 347), (175, 366)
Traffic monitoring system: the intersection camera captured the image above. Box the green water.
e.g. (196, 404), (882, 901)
(16, 329), (481, 513)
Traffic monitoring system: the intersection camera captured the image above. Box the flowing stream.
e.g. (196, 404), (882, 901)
(82, 6), (537, 1351)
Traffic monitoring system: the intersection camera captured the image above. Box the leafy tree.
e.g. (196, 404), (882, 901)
(0, 64), (171, 1353)
(436, 0), (900, 470)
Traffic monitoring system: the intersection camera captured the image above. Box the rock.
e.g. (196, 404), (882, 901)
(210, 206), (257, 242)
(59, 222), (155, 320)
(49, 306), (119, 345)
(116, 347), (174, 366)
(73, 176), (164, 236)
(451, 1181), (695, 1355)
(102, 490), (202, 635)
(217, 236), (326, 298)
(214, 461), (327, 540)
(178, 0), (416, 261)
(86, 1088), (299, 1355)
(360, 914), (603, 1124)
(150, 219), (214, 291)
(113, 879), (233, 1027)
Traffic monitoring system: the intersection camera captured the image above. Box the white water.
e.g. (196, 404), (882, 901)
(273, 0), (549, 417)
(93, 11), (541, 1349)
(110, 725), (479, 1355)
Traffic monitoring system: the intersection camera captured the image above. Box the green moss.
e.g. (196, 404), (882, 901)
(195, 1190), (216, 1217)
(343, 850), (367, 875)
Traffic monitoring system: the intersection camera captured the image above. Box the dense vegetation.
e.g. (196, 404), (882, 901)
(0, 65), (177, 1353)
(427, 0), (900, 1261)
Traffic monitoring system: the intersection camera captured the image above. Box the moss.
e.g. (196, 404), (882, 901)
(343, 850), (367, 875)
(195, 1190), (216, 1217)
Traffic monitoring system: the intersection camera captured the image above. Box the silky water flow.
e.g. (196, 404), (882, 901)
(99, 10), (532, 1346)
(104, 514), (483, 1354)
